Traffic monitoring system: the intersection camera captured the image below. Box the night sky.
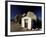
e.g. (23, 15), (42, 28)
(11, 5), (42, 20)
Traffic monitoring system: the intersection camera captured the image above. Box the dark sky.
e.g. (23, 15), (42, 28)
(11, 5), (42, 20)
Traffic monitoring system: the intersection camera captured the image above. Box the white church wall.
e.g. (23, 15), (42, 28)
(21, 17), (32, 30)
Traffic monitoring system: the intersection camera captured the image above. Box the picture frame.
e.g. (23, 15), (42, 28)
(5, 1), (45, 36)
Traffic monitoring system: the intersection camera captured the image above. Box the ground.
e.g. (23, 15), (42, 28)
(11, 22), (41, 32)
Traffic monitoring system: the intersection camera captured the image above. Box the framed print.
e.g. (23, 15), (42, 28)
(5, 1), (45, 36)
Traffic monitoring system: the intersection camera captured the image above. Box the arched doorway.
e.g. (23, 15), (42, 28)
(24, 19), (28, 28)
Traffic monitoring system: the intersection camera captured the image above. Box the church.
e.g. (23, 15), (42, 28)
(21, 11), (37, 30)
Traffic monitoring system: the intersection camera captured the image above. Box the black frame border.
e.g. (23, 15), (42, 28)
(5, 1), (45, 36)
